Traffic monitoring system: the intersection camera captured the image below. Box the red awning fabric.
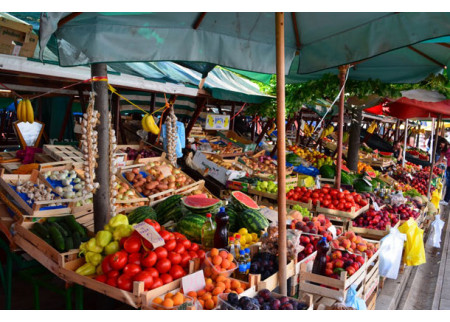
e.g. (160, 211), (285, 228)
(385, 97), (450, 120)
(364, 103), (384, 115)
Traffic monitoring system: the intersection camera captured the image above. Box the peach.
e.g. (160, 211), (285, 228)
(342, 239), (351, 249)
(356, 243), (367, 252)
(345, 231), (357, 243)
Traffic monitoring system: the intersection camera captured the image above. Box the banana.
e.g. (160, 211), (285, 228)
(25, 99), (34, 123)
(141, 114), (150, 132)
(145, 114), (160, 135)
(20, 100), (27, 122)
(16, 100), (23, 122)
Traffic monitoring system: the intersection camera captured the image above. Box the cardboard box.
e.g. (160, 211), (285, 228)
(0, 13), (38, 58)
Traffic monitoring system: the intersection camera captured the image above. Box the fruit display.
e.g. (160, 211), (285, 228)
(287, 185), (369, 212)
(230, 191), (260, 211)
(290, 214), (341, 239)
(356, 162), (374, 175)
(249, 252), (278, 280)
(181, 195), (223, 214)
(323, 249), (366, 279)
(16, 99), (35, 123)
(254, 180), (278, 194)
(329, 232), (378, 258)
(206, 155), (242, 170)
(141, 113), (160, 135)
(151, 290), (197, 310)
(155, 195), (184, 225)
(358, 192), (385, 206)
(392, 168), (435, 196)
(424, 166), (444, 177)
(240, 155), (277, 174)
(297, 234), (320, 262)
(232, 228), (259, 249)
(407, 147), (429, 160)
(30, 215), (88, 252)
(260, 226), (300, 261)
(123, 147), (159, 161)
(385, 204), (420, 221)
(287, 145), (333, 169)
(352, 208), (400, 230)
(219, 289), (309, 310)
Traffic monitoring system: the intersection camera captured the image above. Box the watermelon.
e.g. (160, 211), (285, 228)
(128, 206), (157, 224)
(366, 171), (377, 178)
(379, 151), (393, 158)
(230, 191), (259, 211)
(155, 195), (183, 224)
(238, 209), (269, 235)
(319, 165), (335, 179)
(176, 213), (207, 242)
(353, 179), (372, 193)
(340, 172), (353, 185)
(181, 195), (222, 215)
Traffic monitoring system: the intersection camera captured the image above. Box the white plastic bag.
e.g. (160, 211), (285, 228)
(427, 215), (445, 248)
(390, 191), (407, 206)
(379, 228), (407, 279)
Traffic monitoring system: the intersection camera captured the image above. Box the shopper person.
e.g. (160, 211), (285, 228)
(438, 141), (450, 206)
(392, 141), (403, 164)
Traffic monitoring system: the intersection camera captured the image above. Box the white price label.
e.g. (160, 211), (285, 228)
(134, 222), (165, 249)
(182, 270), (205, 294)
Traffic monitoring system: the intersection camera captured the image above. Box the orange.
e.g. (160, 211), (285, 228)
(227, 253), (234, 262)
(229, 262), (236, 270)
(212, 255), (223, 266)
(219, 250), (229, 259)
(212, 286), (224, 296)
(197, 289), (206, 297)
(210, 248), (219, 257)
(216, 281), (226, 289)
(205, 283), (214, 292)
(183, 298), (190, 303)
(224, 288), (232, 293)
(204, 266), (212, 278)
(204, 299), (215, 310)
(205, 278), (214, 285)
(212, 295), (218, 305)
(201, 292), (212, 301)
(221, 259), (231, 269)
(162, 298), (174, 308)
(213, 265), (222, 272)
(187, 291), (197, 298)
(152, 297), (163, 305)
(172, 293), (184, 306)
(231, 280), (241, 290)
(198, 299), (205, 308)
(164, 292), (174, 299)
(215, 275), (226, 283)
(235, 287), (244, 294)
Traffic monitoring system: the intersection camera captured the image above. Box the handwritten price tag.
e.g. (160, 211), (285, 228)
(134, 222), (165, 249)
(182, 270), (205, 294)
(260, 207), (278, 223)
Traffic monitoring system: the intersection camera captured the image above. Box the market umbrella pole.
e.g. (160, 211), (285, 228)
(427, 115), (442, 199)
(91, 63), (111, 232)
(335, 65), (349, 189)
(275, 12), (287, 296)
(402, 119), (408, 167)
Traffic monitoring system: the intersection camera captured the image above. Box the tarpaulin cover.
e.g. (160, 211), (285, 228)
(386, 97), (450, 119)
(364, 103), (384, 115)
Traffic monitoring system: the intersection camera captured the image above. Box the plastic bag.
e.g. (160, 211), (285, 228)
(390, 191), (407, 206)
(426, 215), (445, 248)
(344, 285), (367, 310)
(379, 228), (406, 279)
(398, 218), (426, 266)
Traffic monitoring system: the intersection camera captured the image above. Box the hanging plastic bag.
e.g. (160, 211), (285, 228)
(379, 228), (406, 279)
(344, 285), (367, 310)
(426, 215), (445, 248)
(398, 218), (426, 266)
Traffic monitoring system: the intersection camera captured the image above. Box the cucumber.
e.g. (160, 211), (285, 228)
(72, 232), (81, 249)
(51, 222), (69, 237)
(64, 215), (86, 238)
(48, 226), (65, 252)
(65, 236), (74, 251)
(33, 222), (50, 239)
(47, 217), (64, 223)
(58, 221), (72, 235)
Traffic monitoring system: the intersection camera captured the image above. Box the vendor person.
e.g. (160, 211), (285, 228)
(392, 140), (403, 164)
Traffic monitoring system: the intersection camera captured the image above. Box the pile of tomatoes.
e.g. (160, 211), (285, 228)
(95, 219), (205, 292)
(286, 184), (368, 212)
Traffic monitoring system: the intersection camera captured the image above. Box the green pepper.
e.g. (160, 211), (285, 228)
(78, 242), (87, 256)
(85, 252), (103, 266)
(104, 241), (120, 255)
(112, 224), (133, 241)
(109, 214), (129, 228)
(104, 224), (113, 232)
(75, 263), (96, 276)
(95, 230), (112, 247)
(86, 238), (103, 253)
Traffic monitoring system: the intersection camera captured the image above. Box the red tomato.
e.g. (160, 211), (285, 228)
(169, 265), (186, 280)
(144, 267), (159, 279)
(180, 253), (191, 268)
(312, 198), (319, 206)
(101, 255), (113, 274)
(338, 192), (345, 200)
(151, 277), (163, 290)
(160, 273), (173, 285)
(141, 238), (154, 251)
(343, 190), (350, 195)
(190, 243), (199, 251)
(345, 202), (353, 209)
(332, 199), (339, 206)
(345, 195), (354, 202)
(360, 199), (368, 207)
(123, 263), (142, 277)
(168, 252), (182, 265)
(172, 232), (185, 240)
(174, 242), (186, 254)
(128, 252), (141, 266)
(196, 250), (206, 261)
(144, 219), (160, 232)
(330, 190), (338, 198)
(107, 270), (120, 279)
(124, 236), (141, 253)
(323, 200), (331, 207)
(188, 250), (198, 259)
(95, 275), (107, 283)
(119, 237), (128, 248)
(322, 188), (330, 194)
(323, 184), (331, 188)
(159, 230), (171, 241)
(293, 193), (300, 201)
(180, 239), (191, 249)
(110, 251), (128, 271)
(156, 258), (172, 274)
(141, 251), (157, 268)
(117, 274), (133, 291)
(312, 192), (319, 199)
(164, 239), (177, 252)
(133, 271), (154, 291)
(154, 247), (168, 260)
(106, 277), (117, 287)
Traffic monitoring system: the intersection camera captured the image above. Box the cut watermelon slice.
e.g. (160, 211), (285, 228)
(366, 171), (377, 178)
(181, 195), (222, 214)
(230, 191), (259, 210)
(186, 193), (208, 199)
(379, 152), (393, 157)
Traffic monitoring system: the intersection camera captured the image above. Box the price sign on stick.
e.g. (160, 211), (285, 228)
(182, 270), (205, 294)
(134, 222), (165, 249)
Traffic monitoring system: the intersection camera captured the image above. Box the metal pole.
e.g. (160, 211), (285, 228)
(402, 119), (408, 167)
(428, 115), (442, 199)
(335, 65), (349, 189)
(275, 12), (287, 296)
(91, 63), (111, 232)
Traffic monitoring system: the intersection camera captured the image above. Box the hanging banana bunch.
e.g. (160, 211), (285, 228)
(319, 125), (335, 139)
(142, 113), (160, 135)
(16, 99), (35, 123)
(367, 121), (378, 134)
(109, 112), (118, 217)
(166, 106), (178, 167)
(303, 123), (313, 137)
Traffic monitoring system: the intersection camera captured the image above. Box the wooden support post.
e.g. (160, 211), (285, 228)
(58, 96), (75, 141)
(394, 120), (401, 141)
(335, 65), (349, 190)
(91, 63), (110, 232)
(186, 97), (206, 138)
(275, 12), (287, 296)
(230, 103), (236, 131)
(296, 111), (303, 145)
(427, 115), (442, 199)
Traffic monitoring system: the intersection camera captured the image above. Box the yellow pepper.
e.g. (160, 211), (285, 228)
(75, 263), (96, 276)
(85, 252), (103, 266)
(109, 214), (129, 228)
(95, 230), (112, 248)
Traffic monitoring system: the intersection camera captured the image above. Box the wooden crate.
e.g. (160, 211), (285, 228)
(113, 174), (150, 213)
(286, 199), (314, 211)
(43, 145), (84, 167)
(316, 202), (369, 220)
(291, 251), (317, 296)
(141, 287), (198, 310)
(348, 220), (399, 240)
(34, 153), (57, 164)
(247, 260), (296, 293)
(0, 172), (72, 217)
